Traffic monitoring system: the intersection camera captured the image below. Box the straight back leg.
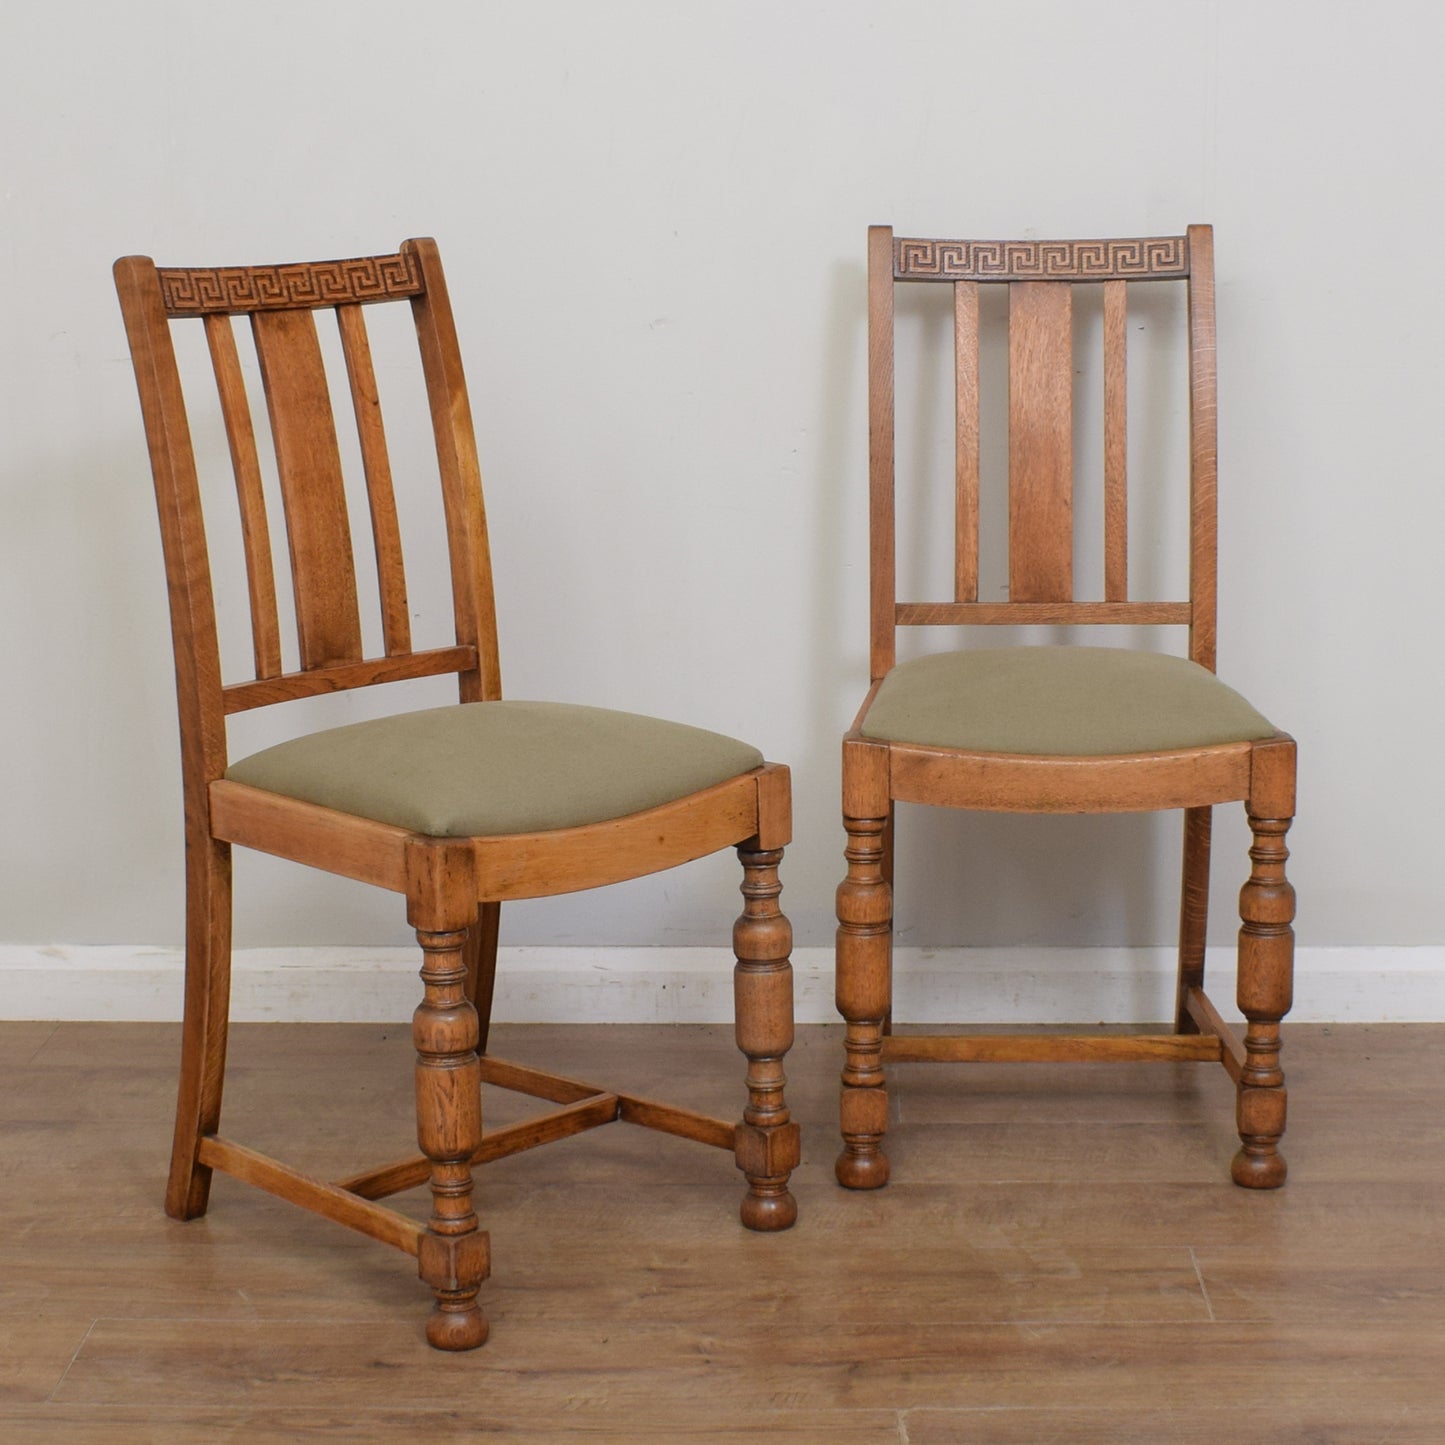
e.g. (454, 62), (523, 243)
(165, 834), (233, 1220)
(1175, 805), (1213, 1033)
(464, 900), (503, 1055)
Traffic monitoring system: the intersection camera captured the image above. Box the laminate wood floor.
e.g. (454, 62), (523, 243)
(1, 1020), (1442, 1442)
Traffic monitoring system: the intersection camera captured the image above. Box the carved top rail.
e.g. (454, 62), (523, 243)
(158, 251), (423, 316)
(894, 235), (1189, 283)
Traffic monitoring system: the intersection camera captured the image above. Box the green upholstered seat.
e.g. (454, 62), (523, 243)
(225, 700), (764, 837)
(860, 646), (1275, 756)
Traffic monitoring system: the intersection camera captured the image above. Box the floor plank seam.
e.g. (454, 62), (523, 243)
(1188, 1245), (1216, 1321)
(20, 1020), (60, 1068)
(46, 1316), (99, 1404)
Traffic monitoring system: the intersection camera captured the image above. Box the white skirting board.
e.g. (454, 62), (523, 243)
(2, 944), (1443, 1024)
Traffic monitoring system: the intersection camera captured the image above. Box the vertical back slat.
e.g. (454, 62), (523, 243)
(336, 304), (412, 657)
(1185, 224), (1218, 670)
(953, 280), (980, 603)
(1008, 282), (1073, 602)
(868, 225), (898, 679)
(1103, 279), (1128, 602)
(251, 307), (363, 669)
(204, 313), (283, 678)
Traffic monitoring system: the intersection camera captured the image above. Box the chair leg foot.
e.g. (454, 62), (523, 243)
(418, 1225), (491, 1350)
(836, 1029), (891, 1189)
(836, 812), (892, 1190)
(1232, 1141), (1287, 1190)
(425, 1290), (490, 1351)
(740, 1174), (798, 1232)
(835, 1138), (890, 1191)
(734, 846), (800, 1233)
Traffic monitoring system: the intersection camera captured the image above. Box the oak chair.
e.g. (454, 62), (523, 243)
(836, 225), (1296, 1192)
(114, 238), (799, 1351)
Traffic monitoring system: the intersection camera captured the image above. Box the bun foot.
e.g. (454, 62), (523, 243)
(836, 1145), (890, 1190)
(1232, 1146), (1287, 1190)
(426, 1297), (489, 1351)
(741, 1183), (798, 1232)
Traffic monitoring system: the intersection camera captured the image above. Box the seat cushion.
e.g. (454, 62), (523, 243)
(224, 700), (764, 837)
(860, 647), (1275, 756)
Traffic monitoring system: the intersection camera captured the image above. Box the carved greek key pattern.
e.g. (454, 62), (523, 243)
(895, 236), (1188, 281)
(159, 251), (422, 315)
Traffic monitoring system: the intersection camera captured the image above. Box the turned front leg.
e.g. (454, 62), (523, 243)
(1233, 808), (1295, 1188)
(733, 846), (800, 1230)
(836, 813), (892, 1189)
(413, 921), (489, 1347)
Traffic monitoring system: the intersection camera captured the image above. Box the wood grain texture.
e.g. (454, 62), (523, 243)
(896, 600), (1191, 626)
(204, 313), (282, 678)
(953, 280), (980, 602)
(883, 1032), (1224, 1064)
(4, 1021), (1441, 1439)
(887, 739), (1252, 814)
(1186, 223), (1219, 670)
(1176, 805), (1213, 1032)
(468, 770), (766, 901)
(336, 304), (411, 657)
(841, 224), (1294, 1197)
(868, 225), (898, 679)
(1103, 278), (1128, 601)
(207, 780), (411, 892)
(220, 645), (477, 714)
(115, 240), (798, 1350)
(406, 237), (502, 703)
(1008, 281), (1074, 601)
(196, 1134), (423, 1255)
(251, 307), (363, 668)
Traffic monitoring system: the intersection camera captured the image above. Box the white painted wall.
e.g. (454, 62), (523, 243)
(3, 3), (1442, 981)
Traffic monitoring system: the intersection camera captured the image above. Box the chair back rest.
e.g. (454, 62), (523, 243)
(868, 224), (1217, 679)
(114, 238), (500, 789)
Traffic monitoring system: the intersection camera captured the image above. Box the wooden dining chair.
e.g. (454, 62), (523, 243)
(114, 238), (799, 1351)
(836, 225), (1296, 1193)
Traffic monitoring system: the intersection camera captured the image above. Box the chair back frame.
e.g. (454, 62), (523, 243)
(113, 238), (502, 811)
(867, 222), (1217, 681)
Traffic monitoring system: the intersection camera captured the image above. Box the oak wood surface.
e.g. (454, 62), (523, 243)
(885, 737), (1255, 814)
(1103, 278), (1128, 600)
(3, 1021), (1442, 1441)
(952, 279), (980, 602)
(839, 225), (1296, 1196)
(1007, 280), (1074, 601)
(204, 312), (283, 678)
(252, 306), (364, 669)
(114, 238), (798, 1351)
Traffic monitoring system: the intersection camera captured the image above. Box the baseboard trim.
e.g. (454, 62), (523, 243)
(2, 944), (1442, 1024)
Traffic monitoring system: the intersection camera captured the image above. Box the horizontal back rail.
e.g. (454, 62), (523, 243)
(895, 601), (1191, 627)
(157, 252), (423, 315)
(222, 645), (479, 714)
(894, 235), (1191, 283)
